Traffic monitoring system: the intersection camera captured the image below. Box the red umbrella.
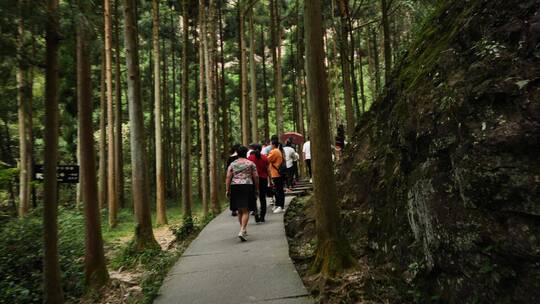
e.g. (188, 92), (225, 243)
(281, 132), (305, 145)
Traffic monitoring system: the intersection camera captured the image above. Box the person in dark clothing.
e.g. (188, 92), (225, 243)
(227, 143), (241, 216)
(248, 143), (269, 222)
(267, 140), (285, 213)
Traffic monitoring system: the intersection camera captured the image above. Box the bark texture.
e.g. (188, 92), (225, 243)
(43, 0), (64, 301)
(248, 8), (258, 143)
(181, 0), (192, 220)
(152, 0), (167, 225)
(122, 0), (159, 251)
(198, 0), (209, 216)
(105, 0), (117, 227)
(76, 9), (109, 288)
(304, 0), (353, 276)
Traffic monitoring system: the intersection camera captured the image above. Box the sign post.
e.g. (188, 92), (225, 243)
(33, 165), (80, 184)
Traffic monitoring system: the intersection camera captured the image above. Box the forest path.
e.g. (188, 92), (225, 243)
(154, 196), (312, 304)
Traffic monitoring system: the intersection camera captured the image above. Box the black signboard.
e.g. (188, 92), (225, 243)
(34, 165), (79, 184)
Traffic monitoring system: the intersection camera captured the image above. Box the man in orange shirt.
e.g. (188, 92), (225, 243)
(267, 140), (285, 213)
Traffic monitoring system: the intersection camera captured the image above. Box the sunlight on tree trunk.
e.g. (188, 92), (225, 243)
(181, 0), (192, 221)
(105, 0), (118, 228)
(153, 0), (167, 225)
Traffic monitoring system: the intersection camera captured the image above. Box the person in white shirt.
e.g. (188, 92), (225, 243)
(283, 138), (299, 189)
(302, 138), (311, 180)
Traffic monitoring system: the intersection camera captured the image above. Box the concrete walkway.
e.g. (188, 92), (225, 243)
(154, 197), (312, 304)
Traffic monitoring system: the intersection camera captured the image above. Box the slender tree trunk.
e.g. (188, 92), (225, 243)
(304, 0), (353, 276)
(171, 12), (179, 202)
(198, 0), (209, 216)
(152, 0), (167, 225)
(295, 0), (306, 157)
(260, 26), (269, 142)
(43, 0), (64, 301)
(122, 0), (159, 251)
(99, 49), (107, 210)
(335, 0), (355, 140)
(205, 0), (219, 215)
(218, 0), (229, 161)
(270, 0), (284, 136)
(181, 0), (192, 220)
(347, 14), (360, 119)
(162, 38), (171, 199)
(239, 6), (249, 146)
(105, 0), (117, 227)
(76, 8), (109, 288)
(113, 0), (125, 209)
(17, 2), (30, 217)
(381, 0), (392, 83)
(248, 8), (258, 143)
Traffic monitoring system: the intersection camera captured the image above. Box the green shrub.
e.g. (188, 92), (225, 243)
(0, 209), (86, 303)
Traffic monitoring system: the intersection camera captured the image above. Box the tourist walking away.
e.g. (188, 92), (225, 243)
(226, 146), (259, 241)
(268, 140), (285, 213)
(248, 143), (269, 222)
(303, 138), (312, 181)
(283, 138), (299, 189)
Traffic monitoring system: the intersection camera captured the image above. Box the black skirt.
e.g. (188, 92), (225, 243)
(230, 184), (256, 211)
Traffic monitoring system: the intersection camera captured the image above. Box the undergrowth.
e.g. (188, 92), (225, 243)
(111, 213), (215, 304)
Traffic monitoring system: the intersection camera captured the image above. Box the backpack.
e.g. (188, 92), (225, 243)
(272, 162), (287, 177)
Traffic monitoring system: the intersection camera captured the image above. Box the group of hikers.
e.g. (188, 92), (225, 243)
(225, 135), (311, 242)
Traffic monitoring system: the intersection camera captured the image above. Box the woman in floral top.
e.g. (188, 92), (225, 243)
(226, 146), (259, 241)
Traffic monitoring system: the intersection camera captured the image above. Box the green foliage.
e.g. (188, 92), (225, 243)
(0, 209), (85, 303)
(170, 216), (195, 240)
(139, 249), (179, 304)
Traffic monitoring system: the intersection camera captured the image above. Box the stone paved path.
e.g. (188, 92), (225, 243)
(154, 197), (312, 304)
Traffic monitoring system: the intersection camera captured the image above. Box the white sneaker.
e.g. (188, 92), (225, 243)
(272, 206), (277, 211)
(310, 178), (312, 183)
(273, 207), (283, 214)
(238, 231), (247, 242)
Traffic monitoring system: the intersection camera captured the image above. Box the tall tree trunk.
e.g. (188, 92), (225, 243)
(347, 15), (360, 119)
(198, 0), (209, 216)
(335, 0), (355, 140)
(43, 0), (64, 301)
(205, 0), (220, 215)
(381, 0), (392, 83)
(260, 26), (269, 142)
(76, 7), (109, 288)
(99, 49), (107, 210)
(113, 0), (125, 209)
(239, 6), (249, 145)
(152, 0), (167, 225)
(171, 11), (179, 202)
(181, 0), (192, 220)
(270, 0), (284, 136)
(162, 38), (171, 199)
(17, 1), (30, 217)
(304, 0), (353, 276)
(218, 0), (229, 161)
(248, 8), (258, 143)
(295, 0), (305, 178)
(122, 0), (159, 251)
(105, 0), (117, 227)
